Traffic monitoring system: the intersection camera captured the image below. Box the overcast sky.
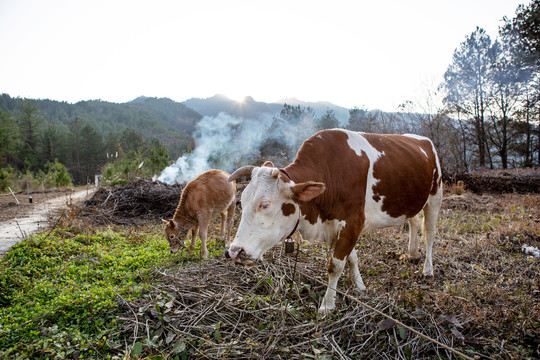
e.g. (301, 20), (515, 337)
(0, 0), (527, 112)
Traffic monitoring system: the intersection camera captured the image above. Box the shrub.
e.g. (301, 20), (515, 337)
(0, 166), (13, 192)
(43, 159), (72, 188)
(447, 180), (466, 195)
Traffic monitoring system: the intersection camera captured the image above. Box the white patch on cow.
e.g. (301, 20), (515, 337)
(347, 248), (366, 291)
(403, 133), (428, 141)
(299, 216), (346, 246)
(339, 130), (409, 232)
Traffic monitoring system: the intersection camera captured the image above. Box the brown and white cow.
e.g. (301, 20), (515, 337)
(226, 129), (442, 313)
(162, 169), (236, 259)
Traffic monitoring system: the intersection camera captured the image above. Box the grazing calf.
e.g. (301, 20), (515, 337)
(162, 169), (236, 259)
(226, 129), (442, 312)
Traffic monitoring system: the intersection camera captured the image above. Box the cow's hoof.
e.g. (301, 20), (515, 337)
(355, 282), (367, 292)
(318, 303), (335, 314)
(422, 266), (434, 277)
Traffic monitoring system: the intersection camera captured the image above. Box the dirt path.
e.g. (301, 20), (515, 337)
(0, 189), (95, 256)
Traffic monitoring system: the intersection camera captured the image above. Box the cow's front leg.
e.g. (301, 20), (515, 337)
(319, 256), (346, 313)
(347, 248), (366, 291)
(319, 226), (360, 314)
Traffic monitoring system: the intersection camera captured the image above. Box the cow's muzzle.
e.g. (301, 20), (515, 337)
(225, 246), (256, 266)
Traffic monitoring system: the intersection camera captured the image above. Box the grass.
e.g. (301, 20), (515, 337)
(0, 225), (192, 359)
(0, 192), (538, 359)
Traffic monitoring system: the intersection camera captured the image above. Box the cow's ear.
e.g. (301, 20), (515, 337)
(169, 219), (176, 228)
(262, 161), (275, 168)
(290, 181), (326, 202)
(161, 219), (169, 226)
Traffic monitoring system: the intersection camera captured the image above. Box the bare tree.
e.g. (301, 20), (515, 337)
(443, 27), (493, 168)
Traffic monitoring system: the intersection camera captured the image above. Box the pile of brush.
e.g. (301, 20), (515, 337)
(80, 179), (184, 225)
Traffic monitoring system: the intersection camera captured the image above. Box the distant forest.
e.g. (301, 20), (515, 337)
(0, 95), (201, 188)
(0, 1), (538, 190)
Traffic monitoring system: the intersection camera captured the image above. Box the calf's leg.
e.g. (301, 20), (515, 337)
(225, 202), (235, 245)
(219, 213), (227, 240)
(189, 225), (199, 251)
(197, 216), (210, 259)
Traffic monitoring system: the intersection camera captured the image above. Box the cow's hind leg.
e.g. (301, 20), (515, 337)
(347, 248), (366, 291)
(407, 215), (421, 259)
(422, 190), (442, 276)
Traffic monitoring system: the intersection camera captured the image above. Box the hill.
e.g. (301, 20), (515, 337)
(184, 94), (351, 124)
(277, 97), (350, 125)
(0, 94), (202, 139)
(184, 94), (282, 119)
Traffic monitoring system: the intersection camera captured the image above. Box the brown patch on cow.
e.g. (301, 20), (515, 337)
(373, 194), (381, 202)
(280, 130), (370, 262)
(281, 202), (296, 217)
(284, 130), (369, 228)
(363, 134), (439, 218)
(327, 258), (336, 274)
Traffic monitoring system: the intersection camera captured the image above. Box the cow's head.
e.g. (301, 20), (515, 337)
(226, 162), (325, 263)
(161, 219), (189, 254)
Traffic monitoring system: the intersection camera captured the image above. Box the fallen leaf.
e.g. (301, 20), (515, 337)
(445, 314), (462, 328)
(377, 318), (396, 331)
(451, 328), (465, 341)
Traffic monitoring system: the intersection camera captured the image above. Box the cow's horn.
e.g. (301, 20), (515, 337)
(228, 165), (255, 181)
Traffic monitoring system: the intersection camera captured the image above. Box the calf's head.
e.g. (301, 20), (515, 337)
(161, 219), (189, 254)
(227, 163), (325, 263)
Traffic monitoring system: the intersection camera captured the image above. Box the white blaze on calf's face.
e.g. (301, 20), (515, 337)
(230, 167), (300, 260)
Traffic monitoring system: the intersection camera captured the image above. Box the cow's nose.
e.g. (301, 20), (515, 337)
(227, 246), (244, 260)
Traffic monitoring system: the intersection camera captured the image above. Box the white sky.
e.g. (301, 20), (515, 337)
(0, 0), (527, 112)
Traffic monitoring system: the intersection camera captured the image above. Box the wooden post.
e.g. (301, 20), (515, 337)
(8, 187), (19, 205)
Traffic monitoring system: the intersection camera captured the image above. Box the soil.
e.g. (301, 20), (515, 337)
(0, 187), (96, 256)
(0, 188), (81, 222)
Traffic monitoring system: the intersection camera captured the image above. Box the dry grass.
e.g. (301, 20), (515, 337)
(113, 192), (539, 359)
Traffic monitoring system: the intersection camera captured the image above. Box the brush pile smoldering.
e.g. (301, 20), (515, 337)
(80, 179), (183, 225)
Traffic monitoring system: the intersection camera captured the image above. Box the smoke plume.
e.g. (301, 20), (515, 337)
(158, 112), (316, 184)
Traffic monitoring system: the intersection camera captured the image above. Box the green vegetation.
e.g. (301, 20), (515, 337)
(0, 225), (204, 359)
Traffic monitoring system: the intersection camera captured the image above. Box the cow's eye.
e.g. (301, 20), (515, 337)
(259, 201), (271, 210)
(169, 234), (174, 239)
